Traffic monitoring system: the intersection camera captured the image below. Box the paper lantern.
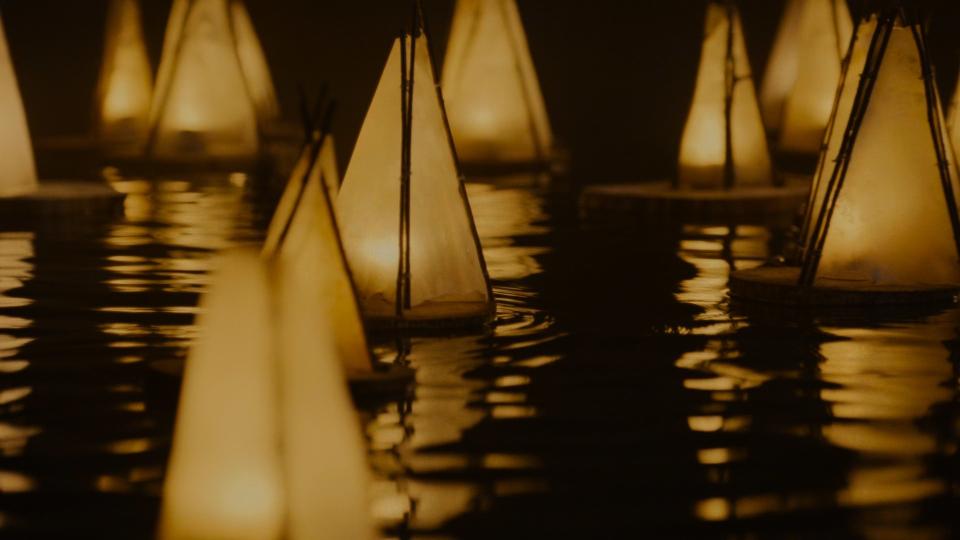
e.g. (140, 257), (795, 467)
(441, 0), (553, 166)
(338, 29), (493, 327)
(96, 0), (153, 153)
(761, 0), (853, 156)
(160, 249), (374, 540)
(0, 13), (37, 197)
(678, 1), (772, 190)
(148, 0), (278, 161)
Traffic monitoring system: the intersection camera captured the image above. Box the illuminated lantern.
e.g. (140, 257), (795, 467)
(96, 0), (152, 154)
(147, 0), (279, 161)
(0, 13), (37, 197)
(761, 0), (852, 159)
(441, 0), (553, 168)
(678, 1), (772, 190)
(732, 11), (960, 304)
(160, 249), (374, 539)
(338, 26), (494, 327)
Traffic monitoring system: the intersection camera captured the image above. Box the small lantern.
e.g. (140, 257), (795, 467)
(0, 13), (37, 198)
(441, 0), (554, 171)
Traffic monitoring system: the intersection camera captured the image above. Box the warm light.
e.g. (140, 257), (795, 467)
(338, 35), (491, 320)
(442, 0), (553, 164)
(0, 14), (37, 197)
(96, 0), (153, 151)
(678, 3), (772, 189)
(229, 0), (280, 125)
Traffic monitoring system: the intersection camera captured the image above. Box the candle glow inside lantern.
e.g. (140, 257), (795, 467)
(441, 0), (553, 168)
(147, 0), (279, 161)
(0, 13), (37, 198)
(337, 21), (494, 328)
(160, 249), (374, 540)
(731, 11), (960, 305)
(760, 0), (853, 159)
(96, 0), (153, 154)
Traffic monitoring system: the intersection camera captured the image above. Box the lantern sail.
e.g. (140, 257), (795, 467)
(263, 134), (373, 378)
(800, 13), (960, 287)
(96, 0), (153, 152)
(0, 14), (37, 197)
(148, 0), (278, 160)
(338, 32), (493, 323)
(678, 2), (772, 190)
(161, 249), (374, 540)
(759, 0), (803, 133)
(441, 0), (553, 165)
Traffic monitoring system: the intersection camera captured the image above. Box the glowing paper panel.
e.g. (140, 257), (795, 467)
(0, 15), (37, 197)
(442, 0), (553, 164)
(759, 0), (802, 132)
(230, 0), (280, 125)
(678, 3), (772, 189)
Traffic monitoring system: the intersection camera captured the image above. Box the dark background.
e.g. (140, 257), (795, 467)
(3, 0), (960, 182)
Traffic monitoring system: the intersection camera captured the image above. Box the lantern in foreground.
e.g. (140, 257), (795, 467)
(96, 0), (153, 155)
(732, 11), (960, 305)
(760, 0), (853, 161)
(0, 14), (37, 198)
(441, 0), (554, 170)
(337, 21), (494, 328)
(579, 1), (807, 225)
(147, 0), (279, 161)
(160, 249), (374, 540)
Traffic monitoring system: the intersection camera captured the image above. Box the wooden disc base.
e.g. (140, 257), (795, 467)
(0, 181), (125, 222)
(729, 266), (960, 306)
(579, 180), (809, 225)
(364, 300), (496, 330)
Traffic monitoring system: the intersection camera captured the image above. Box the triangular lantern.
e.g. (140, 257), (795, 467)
(338, 22), (494, 327)
(0, 13), (37, 198)
(96, 0), (153, 153)
(441, 0), (553, 167)
(678, 1), (772, 190)
(147, 0), (279, 161)
(160, 249), (374, 540)
(760, 0), (853, 157)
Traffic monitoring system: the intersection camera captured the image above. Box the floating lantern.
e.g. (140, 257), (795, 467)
(96, 0), (153, 155)
(160, 249), (374, 540)
(441, 0), (554, 171)
(0, 13), (37, 198)
(147, 0), (279, 162)
(580, 2), (807, 225)
(731, 11), (960, 305)
(760, 0), (852, 163)
(337, 18), (494, 328)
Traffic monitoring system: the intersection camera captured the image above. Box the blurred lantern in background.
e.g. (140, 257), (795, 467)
(0, 13), (37, 197)
(441, 0), (554, 169)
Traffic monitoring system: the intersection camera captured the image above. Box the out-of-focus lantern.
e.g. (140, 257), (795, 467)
(96, 0), (153, 155)
(0, 13), (37, 198)
(338, 21), (494, 328)
(441, 0), (553, 170)
(732, 11), (960, 305)
(160, 249), (374, 540)
(760, 0), (852, 158)
(147, 0), (279, 162)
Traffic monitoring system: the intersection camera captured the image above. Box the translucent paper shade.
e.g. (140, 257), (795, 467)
(678, 4), (772, 189)
(442, 0), (553, 164)
(759, 0), (802, 132)
(160, 250), (285, 540)
(0, 15), (37, 197)
(97, 0), (152, 147)
(815, 27), (960, 285)
(150, 0), (259, 159)
(338, 37), (490, 314)
(230, 0), (280, 126)
(263, 139), (372, 378)
(778, 0), (853, 155)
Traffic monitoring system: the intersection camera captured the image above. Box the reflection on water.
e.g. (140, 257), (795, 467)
(0, 173), (954, 538)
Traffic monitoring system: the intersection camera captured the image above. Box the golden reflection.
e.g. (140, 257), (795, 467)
(0, 470), (35, 493)
(467, 183), (549, 281)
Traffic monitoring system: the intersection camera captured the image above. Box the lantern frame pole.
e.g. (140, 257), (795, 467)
(722, 0), (737, 191)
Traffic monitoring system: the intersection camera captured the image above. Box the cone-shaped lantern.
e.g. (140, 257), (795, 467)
(760, 0), (853, 157)
(160, 249), (374, 540)
(441, 0), (553, 167)
(731, 11), (960, 305)
(0, 14), (37, 198)
(96, 0), (153, 154)
(338, 23), (493, 327)
(678, 1), (773, 190)
(147, 0), (279, 161)
(947, 66), (960, 165)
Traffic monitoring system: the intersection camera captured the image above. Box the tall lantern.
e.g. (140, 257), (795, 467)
(0, 13), (37, 198)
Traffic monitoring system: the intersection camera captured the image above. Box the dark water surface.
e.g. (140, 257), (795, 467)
(0, 173), (956, 538)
